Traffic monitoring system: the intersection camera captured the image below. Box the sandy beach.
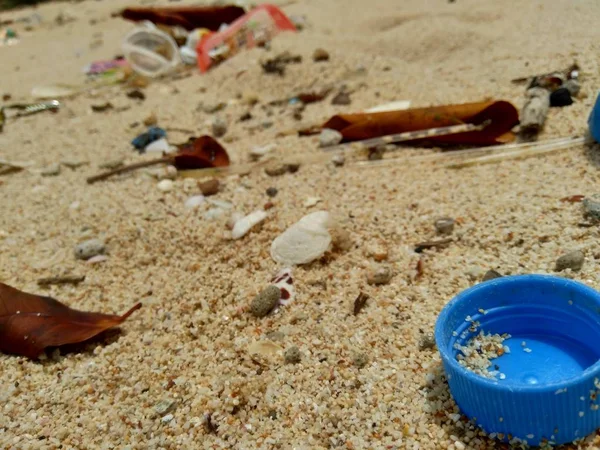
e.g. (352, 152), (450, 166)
(2, 0), (600, 448)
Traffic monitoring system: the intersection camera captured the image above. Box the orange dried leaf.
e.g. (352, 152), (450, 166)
(0, 282), (141, 359)
(174, 135), (230, 169)
(321, 100), (519, 146)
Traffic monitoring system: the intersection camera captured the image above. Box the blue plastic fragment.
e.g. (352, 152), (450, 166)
(435, 275), (600, 446)
(588, 91), (600, 143)
(131, 127), (167, 152)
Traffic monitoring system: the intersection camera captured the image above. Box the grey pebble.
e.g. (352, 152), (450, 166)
(250, 285), (281, 317)
(74, 238), (105, 260)
(434, 217), (455, 235)
(266, 187), (278, 197)
(211, 116), (228, 137)
(418, 333), (436, 351)
(583, 194), (600, 221)
(331, 92), (351, 105)
(319, 128), (343, 148)
(367, 267), (392, 285)
(268, 409), (278, 419)
(555, 250), (585, 272)
(284, 346), (301, 364)
(41, 164), (61, 176)
(482, 269), (503, 282)
(352, 352), (369, 368)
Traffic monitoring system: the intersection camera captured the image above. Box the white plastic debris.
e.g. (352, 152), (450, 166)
(185, 195), (205, 209)
(270, 211), (333, 265)
(144, 137), (174, 154)
(231, 210), (267, 239)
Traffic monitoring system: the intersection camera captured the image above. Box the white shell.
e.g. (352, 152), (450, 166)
(270, 211), (333, 266)
(231, 210), (268, 239)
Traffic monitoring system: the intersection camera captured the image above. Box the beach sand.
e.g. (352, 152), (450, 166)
(2, 0), (600, 448)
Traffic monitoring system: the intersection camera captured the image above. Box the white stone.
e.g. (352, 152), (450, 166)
(270, 211), (333, 265)
(231, 210), (267, 239)
(157, 179), (173, 192)
(185, 195), (205, 209)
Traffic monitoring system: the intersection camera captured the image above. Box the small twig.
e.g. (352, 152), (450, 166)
(414, 238), (453, 253)
(353, 292), (369, 316)
(87, 156), (171, 184)
(37, 275), (85, 286)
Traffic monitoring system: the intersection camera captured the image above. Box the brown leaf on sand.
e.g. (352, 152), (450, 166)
(174, 135), (230, 169)
(0, 282), (141, 359)
(321, 100), (519, 146)
(87, 135), (230, 183)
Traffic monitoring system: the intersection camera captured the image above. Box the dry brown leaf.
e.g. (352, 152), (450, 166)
(0, 283), (141, 359)
(321, 100), (519, 146)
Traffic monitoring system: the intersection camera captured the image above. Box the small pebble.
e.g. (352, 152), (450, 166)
(332, 228), (352, 251)
(161, 414), (174, 423)
(583, 194), (600, 221)
(265, 164), (288, 177)
(266, 187), (278, 197)
(434, 217), (455, 234)
(198, 178), (220, 196)
(41, 164), (61, 176)
(268, 409), (278, 419)
(157, 179), (173, 192)
(312, 48), (330, 62)
(266, 331), (285, 341)
(418, 333), (436, 351)
(201, 102), (226, 114)
(482, 269), (503, 282)
(555, 250), (584, 271)
(287, 163), (300, 173)
(466, 267), (484, 281)
(74, 238), (105, 260)
(143, 112), (157, 126)
(367, 266), (392, 285)
(148, 165), (177, 180)
(319, 128), (343, 148)
(550, 87), (573, 107)
(332, 154), (345, 167)
(368, 146), (386, 160)
(185, 195), (205, 209)
(352, 352), (369, 368)
(250, 285), (281, 318)
(284, 346), (301, 364)
(211, 116), (228, 137)
(331, 92), (351, 105)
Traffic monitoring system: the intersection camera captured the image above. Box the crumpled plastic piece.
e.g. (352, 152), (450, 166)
(131, 127), (167, 152)
(270, 211), (333, 266)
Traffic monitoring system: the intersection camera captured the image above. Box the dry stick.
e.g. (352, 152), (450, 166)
(87, 156), (171, 184)
(519, 87), (550, 140)
(37, 275), (85, 286)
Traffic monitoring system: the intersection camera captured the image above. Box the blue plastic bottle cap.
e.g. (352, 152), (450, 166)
(435, 275), (600, 446)
(588, 90), (600, 143)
